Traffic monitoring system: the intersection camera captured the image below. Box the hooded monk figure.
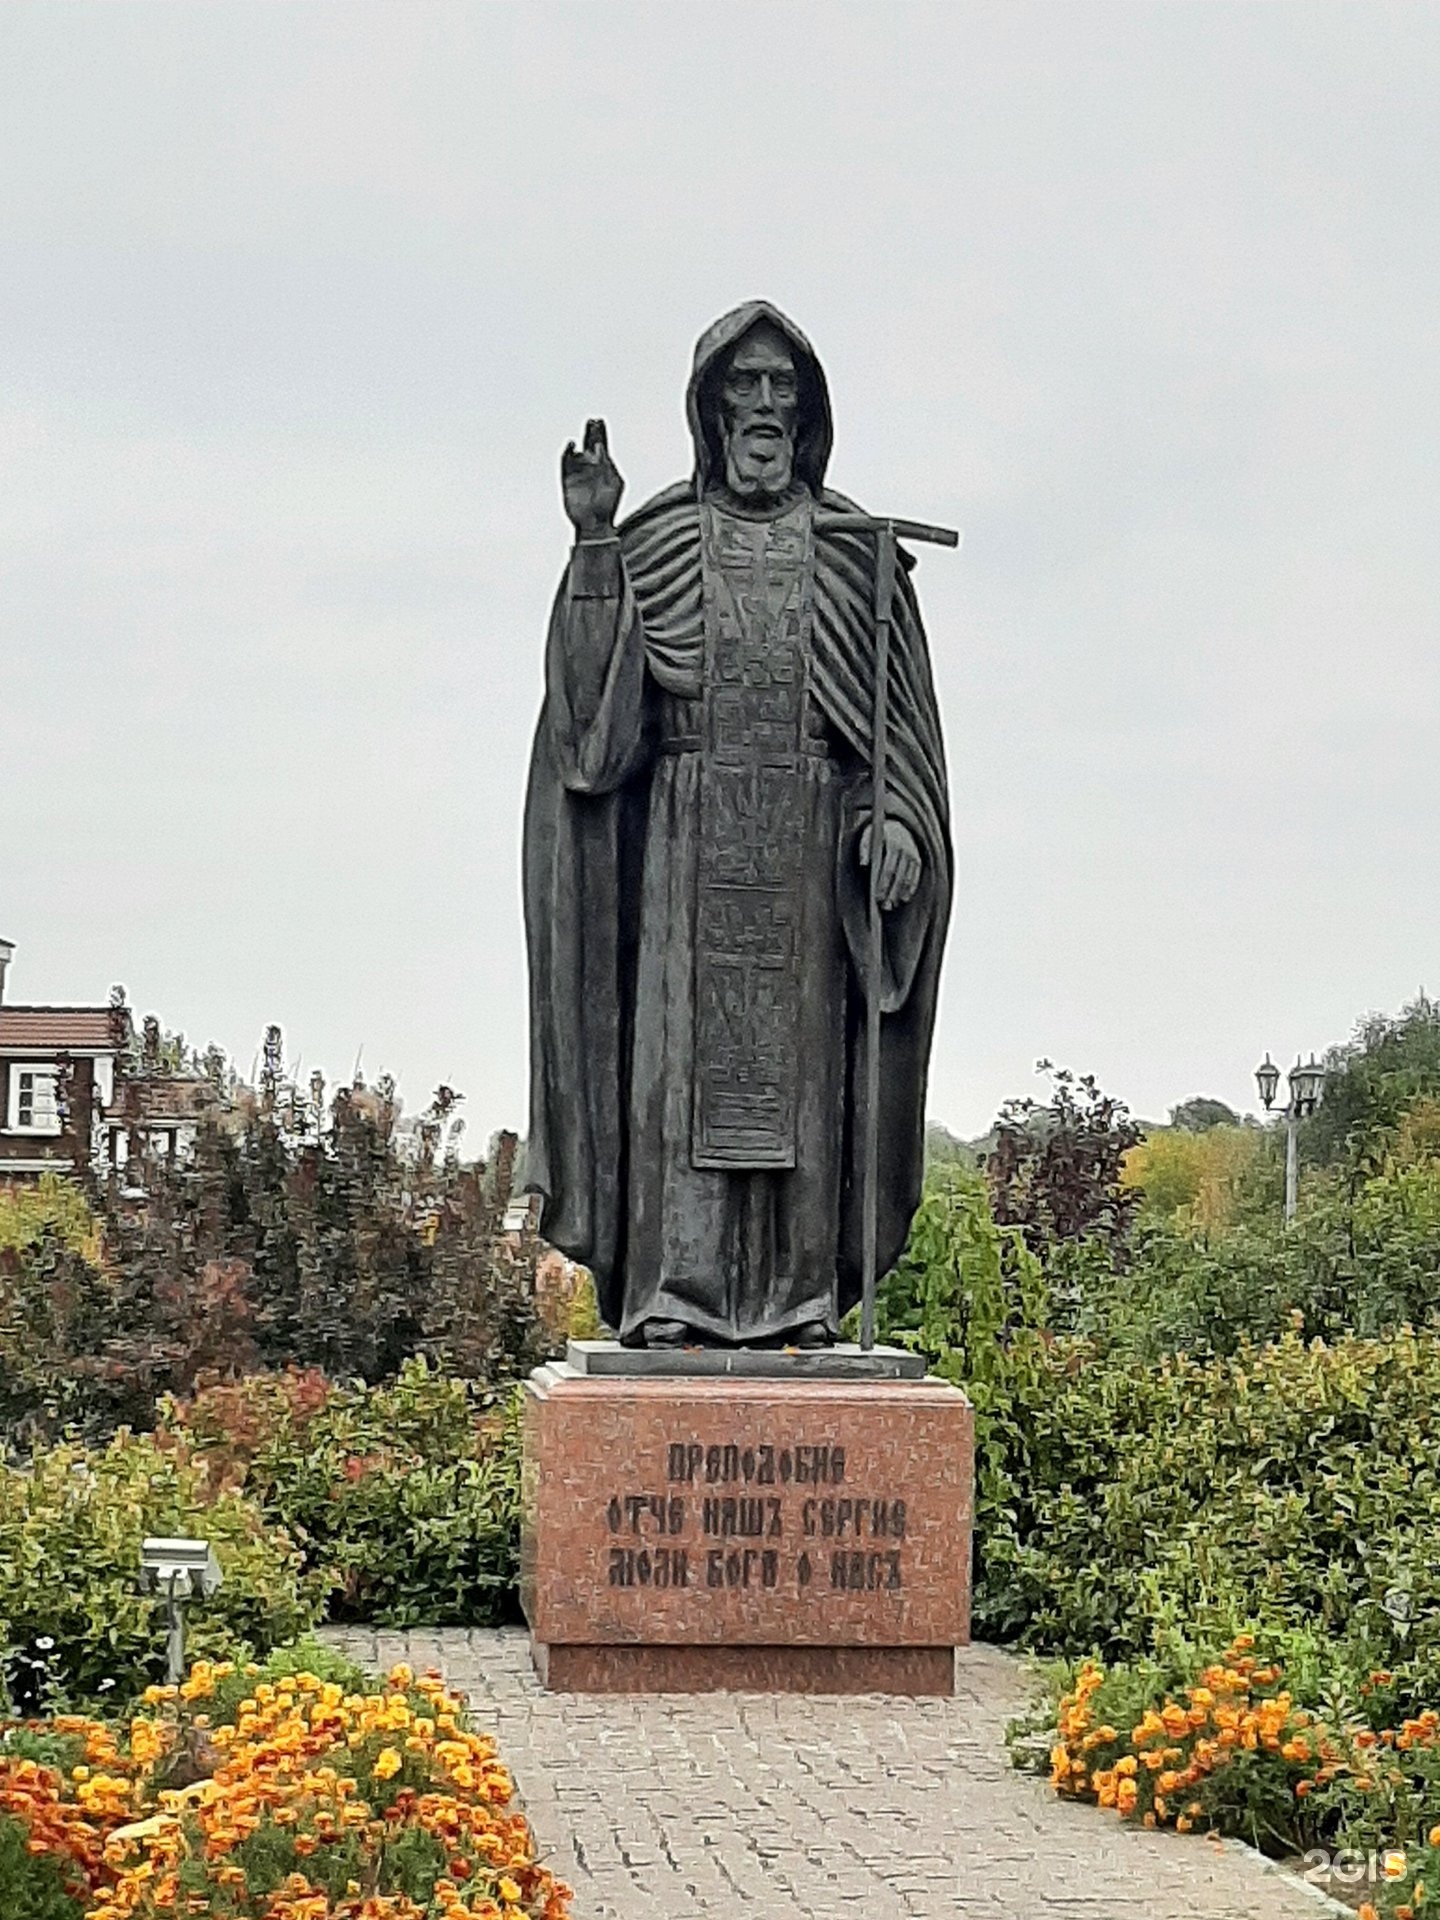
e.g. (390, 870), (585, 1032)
(523, 302), (953, 1350)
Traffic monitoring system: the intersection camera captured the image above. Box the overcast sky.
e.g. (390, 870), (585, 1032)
(3, 1), (1438, 1143)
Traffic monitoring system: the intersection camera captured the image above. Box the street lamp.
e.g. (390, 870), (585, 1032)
(140, 1537), (223, 1684)
(1254, 1052), (1326, 1222)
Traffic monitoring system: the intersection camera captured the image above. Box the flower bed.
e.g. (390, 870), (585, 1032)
(0, 1651), (571, 1920)
(1036, 1636), (1440, 1919)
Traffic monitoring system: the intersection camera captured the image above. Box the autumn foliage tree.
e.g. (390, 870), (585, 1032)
(986, 1062), (1144, 1257)
(1, 1034), (553, 1445)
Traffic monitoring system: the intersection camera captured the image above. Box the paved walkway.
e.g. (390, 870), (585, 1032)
(325, 1627), (1325, 1920)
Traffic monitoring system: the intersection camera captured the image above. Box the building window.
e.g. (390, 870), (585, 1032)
(8, 1064), (62, 1135)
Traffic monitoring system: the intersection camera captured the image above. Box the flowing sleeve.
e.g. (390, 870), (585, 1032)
(543, 538), (650, 794)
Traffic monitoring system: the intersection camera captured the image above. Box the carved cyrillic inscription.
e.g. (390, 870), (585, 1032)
(692, 500), (815, 1169)
(596, 1431), (914, 1603)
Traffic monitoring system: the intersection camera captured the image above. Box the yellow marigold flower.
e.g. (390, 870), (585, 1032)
(1114, 1755), (1138, 1777)
(497, 1875), (523, 1903)
(373, 1747), (404, 1781)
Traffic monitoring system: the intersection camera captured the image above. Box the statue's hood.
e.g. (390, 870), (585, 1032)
(685, 300), (833, 494)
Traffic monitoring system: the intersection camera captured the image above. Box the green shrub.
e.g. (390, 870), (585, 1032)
(162, 1357), (525, 1628)
(873, 1160), (1440, 1695)
(990, 1329), (1440, 1714)
(201, 1635), (374, 1726)
(1077, 1147), (1440, 1364)
(0, 1175), (101, 1264)
(869, 1163), (1051, 1641)
(0, 1431), (323, 1711)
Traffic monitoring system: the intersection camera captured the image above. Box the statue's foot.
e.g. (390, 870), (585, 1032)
(792, 1320), (834, 1349)
(643, 1317), (691, 1349)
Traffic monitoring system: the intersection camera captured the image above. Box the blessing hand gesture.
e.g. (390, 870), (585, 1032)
(562, 417), (624, 539)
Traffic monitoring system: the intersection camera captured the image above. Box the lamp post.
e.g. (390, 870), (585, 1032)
(140, 1537), (223, 1684)
(1255, 1053), (1326, 1223)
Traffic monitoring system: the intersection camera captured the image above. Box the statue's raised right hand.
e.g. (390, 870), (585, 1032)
(562, 417), (624, 539)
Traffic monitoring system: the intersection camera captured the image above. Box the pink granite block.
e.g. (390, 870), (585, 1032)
(522, 1368), (972, 1692)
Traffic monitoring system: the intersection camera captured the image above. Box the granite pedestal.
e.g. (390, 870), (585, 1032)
(521, 1350), (973, 1694)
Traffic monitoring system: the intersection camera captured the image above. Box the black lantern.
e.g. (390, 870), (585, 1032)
(1290, 1055), (1326, 1118)
(1255, 1053), (1281, 1111)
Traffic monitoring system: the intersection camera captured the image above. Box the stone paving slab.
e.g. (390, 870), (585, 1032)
(324, 1627), (1324, 1920)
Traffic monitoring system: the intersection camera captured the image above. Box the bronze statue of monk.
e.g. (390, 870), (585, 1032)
(524, 302), (952, 1350)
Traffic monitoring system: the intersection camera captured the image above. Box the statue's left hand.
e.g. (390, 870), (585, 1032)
(859, 819), (922, 910)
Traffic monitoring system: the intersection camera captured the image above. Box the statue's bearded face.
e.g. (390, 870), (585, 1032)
(719, 324), (799, 501)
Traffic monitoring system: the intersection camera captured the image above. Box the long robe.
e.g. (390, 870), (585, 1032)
(523, 303), (953, 1340)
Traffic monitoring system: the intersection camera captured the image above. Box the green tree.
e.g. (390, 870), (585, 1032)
(1306, 995), (1440, 1168)
(924, 1121), (973, 1169)
(1169, 1096), (1241, 1132)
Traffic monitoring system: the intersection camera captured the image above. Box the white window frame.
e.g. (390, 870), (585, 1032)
(6, 1062), (63, 1136)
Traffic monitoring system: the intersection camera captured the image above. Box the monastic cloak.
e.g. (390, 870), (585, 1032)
(523, 301), (953, 1337)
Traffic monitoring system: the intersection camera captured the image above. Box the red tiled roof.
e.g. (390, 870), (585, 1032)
(0, 1007), (121, 1050)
